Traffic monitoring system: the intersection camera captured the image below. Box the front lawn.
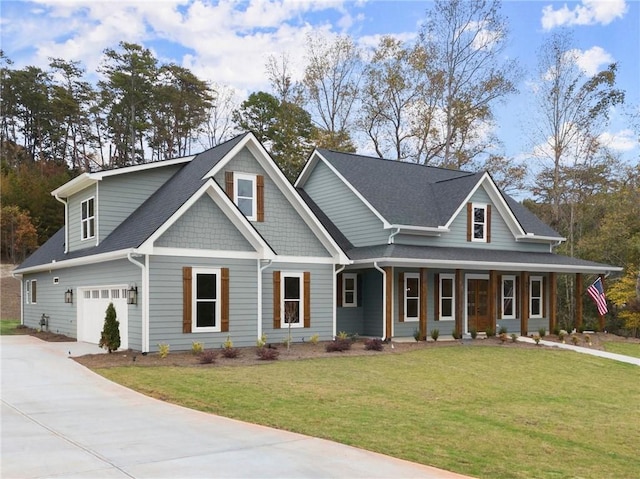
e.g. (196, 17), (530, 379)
(0, 319), (20, 335)
(97, 347), (640, 479)
(603, 341), (640, 358)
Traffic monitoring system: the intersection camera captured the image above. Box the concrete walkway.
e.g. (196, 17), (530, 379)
(1, 336), (471, 479)
(517, 336), (640, 366)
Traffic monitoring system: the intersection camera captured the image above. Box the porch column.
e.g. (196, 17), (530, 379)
(489, 270), (497, 331)
(520, 272), (529, 335)
(455, 269), (463, 337)
(598, 273), (606, 331)
(549, 272), (557, 333)
(575, 273), (583, 330)
(384, 266), (393, 340)
(419, 268), (427, 340)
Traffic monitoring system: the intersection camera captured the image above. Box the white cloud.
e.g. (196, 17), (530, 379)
(541, 0), (628, 30)
(571, 46), (614, 76)
(599, 129), (637, 152)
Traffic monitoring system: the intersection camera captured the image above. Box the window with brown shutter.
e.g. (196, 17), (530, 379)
(274, 271), (310, 328)
(184, 267), (228, 333)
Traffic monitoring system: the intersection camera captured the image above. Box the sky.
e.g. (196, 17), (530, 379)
(1, 0), (639, 168)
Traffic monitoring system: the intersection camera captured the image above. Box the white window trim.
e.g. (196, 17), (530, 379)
(342, 273), (357, 308)
(404, 272), (420, 322)
(234, 172), (257, 221)
(192, 267), (221, 332)
(81, 197), (96, 241)
(439, 274), (455, 321)
(501, 275), (517, 320)
(25, 280), (31, 305)
(29, 279), (37, 304)
(281, 272), (304, 329)
(530, 276), (543, 319)
(471, 203), (487, 243)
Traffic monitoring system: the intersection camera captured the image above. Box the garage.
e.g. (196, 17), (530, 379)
(77, 286), (128, 350)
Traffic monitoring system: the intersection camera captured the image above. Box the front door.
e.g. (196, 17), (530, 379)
(467, 278), (490, 333)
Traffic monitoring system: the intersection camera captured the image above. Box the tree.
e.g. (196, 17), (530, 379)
(607, 267), (640, 337)
(417, 0), (518, 168)
(0, 205), (38, 263)
(99, 302), (121, 353)
(202, 83), (238, 148)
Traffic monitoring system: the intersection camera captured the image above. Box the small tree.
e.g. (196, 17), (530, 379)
(99, 302), (120, 353)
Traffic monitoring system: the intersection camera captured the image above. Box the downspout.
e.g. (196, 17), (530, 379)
(388, 227), (401, 245)
(373, 262), (387, 340)
(127, 251), (148, 352)
(257, 259), (273, 341)
(334, 264), (346, 338)
(54, 193), (68, 254)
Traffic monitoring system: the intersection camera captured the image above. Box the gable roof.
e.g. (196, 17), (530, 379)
(297, 149), (562, 241)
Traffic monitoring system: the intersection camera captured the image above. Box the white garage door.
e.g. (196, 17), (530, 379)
(78, 286), (128, 350)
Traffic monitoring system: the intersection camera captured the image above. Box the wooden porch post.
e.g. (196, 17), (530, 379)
(520, 272), (529, 336)
(575, 273), (583, 330)
(489, 270), (497, 332)
(598, 273), (606, 331)
(420, 268), (427, 341)
(455, 269), (463, 337)
(384, 267), (393, 340)
(549, 272), (557, 333)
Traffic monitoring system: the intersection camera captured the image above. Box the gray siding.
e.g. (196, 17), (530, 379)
(156, 195), (255, 251)
(67, 184), (97, 253)
(214, 148), (331, 257)
(362, 269), (384, 337)
(99, 165), (181, 240)
(303, 161), (388, 246)
(21, 259), (142, 348)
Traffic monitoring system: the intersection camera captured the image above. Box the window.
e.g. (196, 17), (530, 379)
(282, 273), (303, 328)
(472, 204), (487, 241)
(404, 273), (420, 321)
(342, 273), (357, 307)
(234, 173), (257, 220)
(81, 197), (95, 240)
(439, 274), (455, 320)
(25, 280), (36, 304)
(192, 268), (221, 332)
(501, 275), (516, 319)
(530, 276), (543, 318)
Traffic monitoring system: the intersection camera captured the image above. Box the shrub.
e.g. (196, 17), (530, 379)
(221, 347), (240, 358)
(309, 333), (319, 345)
(337, 331), (349, 340)
(538, 327), (546, 338)
(282, 336), (292, 348)
(499, 332), (509, 343)
(584, 334), (592, 346)
(558, 330), (568, 342)
(430, 328), (440, 341)
(452, 330), (461, 340)
(199, 349), (218, 364)
(325, 338), (352, 352)
(158, 343), (170, 358)
(470, 328), (477, 339)
(191, 341), (204, 355)
(256, 333), (267, 348)
(223, 335), (233, 349)
(533, 334), (541, 345)
(552, 326), (560, 336)
(413, 329), (421, 342)
(256, 347), (279, 360)
(99, 302), (121, 353)
(510, 333), (518, 343)
(486, 326), (495, 337)
(498, 325), (508, 335)
(571, 335), (579, 345)
(364, 338), (384, 351)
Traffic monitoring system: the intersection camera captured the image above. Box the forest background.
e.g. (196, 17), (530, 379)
(1, 0), (638, 335)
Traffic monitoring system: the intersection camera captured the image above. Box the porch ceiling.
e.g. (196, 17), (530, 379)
(346, 244), (621, 274)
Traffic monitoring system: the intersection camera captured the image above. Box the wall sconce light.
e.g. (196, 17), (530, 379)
(64, 289), (73, 304)
(127, 286), (138, 305)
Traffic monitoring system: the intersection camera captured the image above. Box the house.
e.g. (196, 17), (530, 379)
(295, 149), (621, 340)
(14, 134), (620, 351)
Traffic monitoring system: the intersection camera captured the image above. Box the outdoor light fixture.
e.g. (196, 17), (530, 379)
(127, 286), (138, 305)
(64, 289), (73, 304)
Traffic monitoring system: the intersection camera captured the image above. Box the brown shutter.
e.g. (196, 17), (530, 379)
(273, 271), (281, 329)
(221, 268), (229, 333)
(225, 171), (234, 199)
(486, 204), (492, 243)
(337, 272), (343, 307)
(257, 175), (264, 222)
(183, 267), (192, 333)
(304, 271), (311, 328)
(398, 272), (405, 322)
(466, 203), (472, 242)
(434, 273), (440, 321)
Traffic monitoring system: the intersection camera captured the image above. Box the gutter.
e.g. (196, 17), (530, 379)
(334, 265), (346, 338)
(53, 193), (69, 254)
(373, 262), (387, 340)
(127, 252), (148, 352)
(257, 259), (273, 341)
(388, 227), (400, 245)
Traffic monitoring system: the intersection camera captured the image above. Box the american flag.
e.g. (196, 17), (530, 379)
(587, 277), (608, 316)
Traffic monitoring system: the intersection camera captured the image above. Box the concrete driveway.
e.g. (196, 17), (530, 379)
(1, 336), (471, 479)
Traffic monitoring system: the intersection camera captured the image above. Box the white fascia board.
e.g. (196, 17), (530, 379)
(444, 172), (526, 238)
(516, 234), (566, 243)
(51, 173), (95, 198)
(152, 247), (263, 260)
(13, 249), (131, 274)
(140, 179), (275, 259)
(206, 136), (350, 264)
(389, 224), (449, 236)
(294, 149), (318, 187)
(350, 257), (623, 274)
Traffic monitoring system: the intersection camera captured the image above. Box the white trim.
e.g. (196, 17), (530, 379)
(389, 224), (449, 236)
(234, 172), (257, 221)
(439, 273), (455, 321)
(192, 267), (222, 333)
(501, 275), (517, 320)
(404, 272), (420, 322)
(470, 203), (488, 243)
(529, 275), (544, 318)
(53, 277), (59, 284)
(281, 271), (304, 329)
(13, 249), (132, 275)
(80, 196), (96, 241)
(342, 272), (358, 307)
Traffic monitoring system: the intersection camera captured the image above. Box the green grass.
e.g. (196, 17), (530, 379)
(603, 341), (640, 358)
(97, 347), (640, 479)
(0, 319), (21, 335)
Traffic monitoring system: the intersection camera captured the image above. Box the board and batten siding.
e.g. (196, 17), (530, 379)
(214, 147), (331, 257)
(148, 255), (259, 351)
(98, 165), (182, 241)
(20, 259), (142, 348)
(261, 262), (334, 343)
(302, 160), (389, 247)
(67, 184), (97, 253)
(155, 195), (255, 251)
